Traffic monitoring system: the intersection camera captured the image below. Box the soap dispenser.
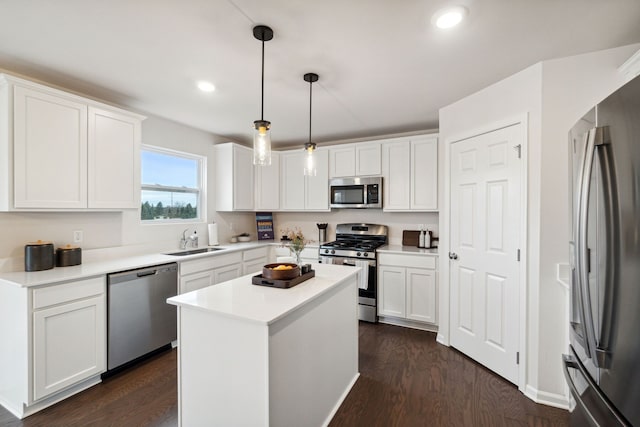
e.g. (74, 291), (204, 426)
(418, 225), (425, 248)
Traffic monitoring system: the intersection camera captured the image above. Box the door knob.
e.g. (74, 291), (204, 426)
(449, 252), (458, 260)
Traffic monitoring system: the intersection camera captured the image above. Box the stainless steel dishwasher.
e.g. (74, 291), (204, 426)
(107, 263), (178, 371)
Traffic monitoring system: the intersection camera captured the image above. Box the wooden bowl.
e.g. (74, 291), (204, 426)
(263, 263), (300, 280)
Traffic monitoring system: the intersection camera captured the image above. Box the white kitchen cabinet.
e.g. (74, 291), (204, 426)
(0, 74), (144, 211)
(179, 251), (243, 294)
(378, 266), (406, 318)
(13, 84), (88, 209)
(87, 107), (141, 209)
(382, 135), (438, 211)
(329, 145), (356, 177)
(255, 151), (280, 211)
(242, 246), (269, 275)
(32, 276), (106, 401)
(377, 252), (437, 328)
(214, 143), (254, 211)
(280, 148), (329, 211)
(329, 142), (381, 178)
(356, 142), (382, 176)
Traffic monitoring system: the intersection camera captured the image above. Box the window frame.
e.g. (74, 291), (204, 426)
(140, 144), (206, 224)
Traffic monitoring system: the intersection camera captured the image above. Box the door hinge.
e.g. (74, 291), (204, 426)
(517, 352), (520, 365)
(517, 249), (520, 261)
(514, 144), (522, 159)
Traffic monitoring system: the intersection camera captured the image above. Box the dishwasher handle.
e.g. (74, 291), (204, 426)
(137, 270), (158, 278)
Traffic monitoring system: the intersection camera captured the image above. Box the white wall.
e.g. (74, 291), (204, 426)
(438, 43), (640, 406)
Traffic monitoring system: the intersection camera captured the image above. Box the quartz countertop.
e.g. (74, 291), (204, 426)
(0, 241), (275, 288)
(378, 245), (439, 256)
(167, 263), (359, 325)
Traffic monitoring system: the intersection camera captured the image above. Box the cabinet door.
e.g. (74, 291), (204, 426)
(329, 145), (355, 178)
(355, 142), (381, 176)
(33, 295), (106, 401)
(280, 151), (305, 210)
(213, 264), (242, 284)
(180, 269), (215, 294)
(406, 268), (437, 324)
(378, 266), (406, 318)
(255, 151), (280, 211)
(382, 141), (410, 211)
(88, 107), (141, 209)
(411, 136), (438, 210)
(233, 145), (254, 210)
(14, 85), (88, 209)
(243, 258), (267, 275)
(305, 149), (329, 211)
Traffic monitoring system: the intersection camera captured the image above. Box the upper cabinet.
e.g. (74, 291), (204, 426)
(280, 148), (329, 211)
(214, 143), (254, 211)
(255, 151), (280, 211)
(329, 141), (381, 178)
(0, 74), (145, 211)
(382, 134), (438, 211)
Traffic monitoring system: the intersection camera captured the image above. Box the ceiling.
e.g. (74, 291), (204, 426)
(1, 1), (640, 148)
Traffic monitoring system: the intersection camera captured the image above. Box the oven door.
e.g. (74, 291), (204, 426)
(324, 255), (378, 322)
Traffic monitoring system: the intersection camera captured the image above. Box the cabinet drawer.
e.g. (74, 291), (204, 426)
(378, 253), (436, 269)
(243, 247), (269, 261)
(32, 276), (105, 310)
(180, 252), (242, 276)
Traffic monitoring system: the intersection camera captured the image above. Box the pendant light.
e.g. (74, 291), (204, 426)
(303, 72), (319, 176)
(253, 25), (273, 166)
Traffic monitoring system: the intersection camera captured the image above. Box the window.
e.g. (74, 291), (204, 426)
(140, 146), (205, 222)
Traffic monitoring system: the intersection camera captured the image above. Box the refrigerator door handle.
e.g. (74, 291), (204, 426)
(563, 351), (630, 426)
(575, 129), (596, 359)
(576, 126), (606, 365)
(593, 128), (616, 369)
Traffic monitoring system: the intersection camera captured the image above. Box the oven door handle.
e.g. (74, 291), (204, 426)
(342, 261), (356, 266)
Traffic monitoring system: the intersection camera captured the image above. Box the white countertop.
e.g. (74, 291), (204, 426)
(167, 263), (359, 325)
(378, 244), (439, 256)
(0, 241), (275, 288)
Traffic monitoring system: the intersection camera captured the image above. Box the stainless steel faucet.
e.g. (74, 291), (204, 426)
(180, 229), (198, 249)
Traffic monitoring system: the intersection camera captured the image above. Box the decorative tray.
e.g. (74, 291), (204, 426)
(252, 270), (315, 289)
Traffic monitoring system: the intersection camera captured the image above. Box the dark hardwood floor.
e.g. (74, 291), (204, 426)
(0, 323), (568, 427)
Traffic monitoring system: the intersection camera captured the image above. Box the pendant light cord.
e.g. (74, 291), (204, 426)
(308, 79), (313, 143)
(261, 36), (265, 121)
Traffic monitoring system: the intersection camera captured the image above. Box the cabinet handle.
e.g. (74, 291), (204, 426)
(448, 252), (458, 260)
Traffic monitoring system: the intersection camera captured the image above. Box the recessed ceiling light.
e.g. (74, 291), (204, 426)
(197, 81), (215, 92)
(433, 6), (467, 29)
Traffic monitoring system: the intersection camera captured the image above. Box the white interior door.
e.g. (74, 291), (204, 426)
(449, 124), (522, 385)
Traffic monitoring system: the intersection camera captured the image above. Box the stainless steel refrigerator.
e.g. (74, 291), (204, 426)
(564, 74), (640, 426)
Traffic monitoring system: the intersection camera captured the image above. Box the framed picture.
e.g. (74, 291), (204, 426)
(256, 212), (274, 240)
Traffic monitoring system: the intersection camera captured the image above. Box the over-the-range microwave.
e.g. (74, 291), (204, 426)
(329, 176), (382, 209)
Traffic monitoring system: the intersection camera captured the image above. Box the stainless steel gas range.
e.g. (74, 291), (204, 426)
(319, 223), (388, 323)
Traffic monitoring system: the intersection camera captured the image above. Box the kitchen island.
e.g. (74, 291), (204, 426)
(167, 263), (360, 427)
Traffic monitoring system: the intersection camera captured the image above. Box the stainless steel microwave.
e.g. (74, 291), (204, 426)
(329, 177), (382, 209)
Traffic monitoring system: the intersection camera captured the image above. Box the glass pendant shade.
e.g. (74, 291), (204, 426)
(303, 142), (317, 176)
(253, 120), (272, 166)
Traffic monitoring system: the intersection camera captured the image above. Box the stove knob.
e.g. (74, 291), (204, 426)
(331, 250), (335, 255)
(357, 252), (361, 256)
(363, 252), (369, 257)
(324, 249), (329, 254)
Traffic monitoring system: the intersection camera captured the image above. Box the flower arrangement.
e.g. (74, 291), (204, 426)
(280, 227), (312, 263)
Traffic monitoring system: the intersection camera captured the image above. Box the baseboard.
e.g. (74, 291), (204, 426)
(524, 384), (570, 410)
(378, 316), (438, 333)
(322, 372), (360, 427)
(436, 333), (449, 346)
(2, 375), (102, 420)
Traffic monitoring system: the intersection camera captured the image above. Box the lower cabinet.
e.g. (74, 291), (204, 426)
(378, 253), (437, 327)
(242, 247), (268, 275)
(32, 276), (106, 401)
(179, 251), (243, 294)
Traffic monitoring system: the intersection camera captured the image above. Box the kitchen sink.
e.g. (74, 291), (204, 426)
(164, 247), (225, 256)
